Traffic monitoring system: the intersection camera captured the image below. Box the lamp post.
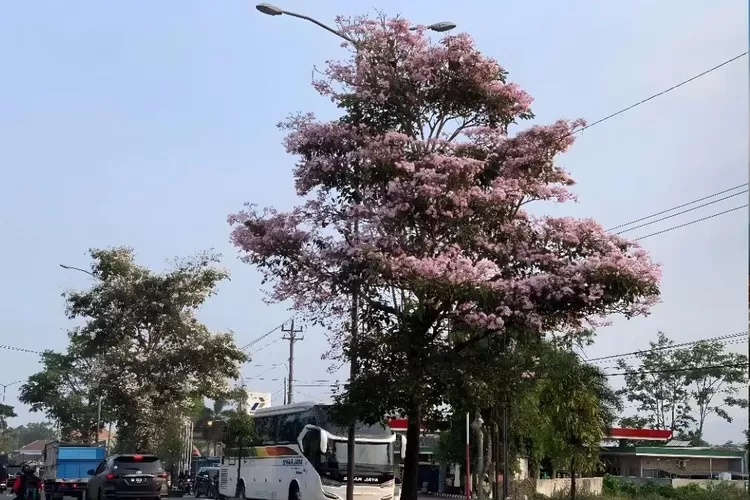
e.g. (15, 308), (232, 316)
(0, 381), (22, 403)
(255, 7), (456, 500)
(255, 3), (456, 44)
(59, 263), (104, 444)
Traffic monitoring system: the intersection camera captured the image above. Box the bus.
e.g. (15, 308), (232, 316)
(217, 401), (397, 500)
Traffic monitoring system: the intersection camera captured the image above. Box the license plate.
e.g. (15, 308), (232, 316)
(132, 478), (144, 484)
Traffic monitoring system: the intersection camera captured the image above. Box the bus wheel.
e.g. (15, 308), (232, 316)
(288, 482), (300, 500)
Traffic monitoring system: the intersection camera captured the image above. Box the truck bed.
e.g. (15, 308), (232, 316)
(44, 441), (106, 500)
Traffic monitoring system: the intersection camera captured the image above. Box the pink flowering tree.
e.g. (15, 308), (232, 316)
(229, 15), (660, 499)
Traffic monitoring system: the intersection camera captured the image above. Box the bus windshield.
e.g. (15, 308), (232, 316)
(323, 440), (393, 476)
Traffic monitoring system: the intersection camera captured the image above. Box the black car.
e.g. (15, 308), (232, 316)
(86, 454), (168, 500)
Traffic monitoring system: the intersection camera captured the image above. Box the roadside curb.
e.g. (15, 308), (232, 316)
(419, 493), (471, 499)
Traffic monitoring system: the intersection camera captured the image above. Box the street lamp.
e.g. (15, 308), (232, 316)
(59, 263), (103, 443)
(59, 264), (95, 278)
(0, 381), (22, 403)
(255, 7), (456, 500)
(255, 3), (456, 44)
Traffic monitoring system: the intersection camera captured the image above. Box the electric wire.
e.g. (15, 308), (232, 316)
(586, 332), (748, 364)
(614, 190), (747, 235)
(240, 316), (295, 350)
(606, 183), (748, 232)
(634, 205), (747, 240)
(573, 52), (748, 135)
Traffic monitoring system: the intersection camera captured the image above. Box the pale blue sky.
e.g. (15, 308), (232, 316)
(0, 1), (747, 444)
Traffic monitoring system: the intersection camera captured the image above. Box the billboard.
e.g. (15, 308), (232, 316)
(246, 392), (272, 414)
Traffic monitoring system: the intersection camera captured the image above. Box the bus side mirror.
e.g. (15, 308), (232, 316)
(400, 435), (406, 459)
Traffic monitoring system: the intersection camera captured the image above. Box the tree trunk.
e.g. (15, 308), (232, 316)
(569, 457), (576, 500)
(401, 403), (422, 500)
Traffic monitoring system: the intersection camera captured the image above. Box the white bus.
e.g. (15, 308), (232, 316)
(218, 401), (397, 500)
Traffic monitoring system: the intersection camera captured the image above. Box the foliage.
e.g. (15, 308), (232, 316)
(20, 340), (114, 443)
(616, 332), (748, 442)
(1, 422), (57, 452)
(229, 15), (661, 500)
(436, 340), (622, 494)
(537, 347), (622, 476)
(0, 404), (17, 452)
(222, 411), (255, 452)
(194, 399), (237, 455)
(21, 247), (248, 452)
(601, 474), (749, 500)
(155, 418), (187, 469)
(616, 332), (694, 433)
(0, 404), (16, 432)
(674, 338), (748, 437)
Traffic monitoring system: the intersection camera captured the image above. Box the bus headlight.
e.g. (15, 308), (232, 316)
(321, 477), (342, 488)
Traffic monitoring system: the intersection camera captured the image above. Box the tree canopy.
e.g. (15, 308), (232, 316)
(228, 15), (660, 500)
(616, 331), (748, 444)
(20, 246), (248, 451)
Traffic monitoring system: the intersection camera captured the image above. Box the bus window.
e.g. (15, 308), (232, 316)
(253, 416), (270, 445)
(279, 412), (300, 443)
(263, 415), (281, 445)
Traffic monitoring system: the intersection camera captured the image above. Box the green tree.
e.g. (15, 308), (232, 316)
(21, 247), (248, 452)
(155, 418), (188, 472)
(20, 341), (111, 443)
(616, 332), (694, 433)
(12, 422), (57, 445)
(0, 404), (17, 452)
(222, 411), (255, 497)
(617, 332), (748, 445)
(194, 399), (236, 455)
(674, 339), (749, 441)
(538, 348), (622, 500)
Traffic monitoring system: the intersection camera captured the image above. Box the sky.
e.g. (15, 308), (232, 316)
(0, 1), (747, 445)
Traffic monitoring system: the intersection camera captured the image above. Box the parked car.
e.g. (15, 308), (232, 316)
(86, 454), (168, 500)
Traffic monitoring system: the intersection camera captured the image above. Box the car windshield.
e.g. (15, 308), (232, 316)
(324, 440), (393, 475)
(113, 457), (163, 474)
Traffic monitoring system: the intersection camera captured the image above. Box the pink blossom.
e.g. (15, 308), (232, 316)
(228, 14), (661, 350)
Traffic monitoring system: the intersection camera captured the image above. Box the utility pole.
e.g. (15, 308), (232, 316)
(282, 320), (303, 405)
(283, 378), (287, 405)
(477, 419), (484, 500)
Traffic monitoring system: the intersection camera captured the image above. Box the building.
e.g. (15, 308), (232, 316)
(15, 440), (46, 462)
(596, 428), (747, 480)
(601, 444), (747, 479)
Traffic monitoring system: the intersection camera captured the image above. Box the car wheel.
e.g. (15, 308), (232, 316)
(288, 482), (300, 500)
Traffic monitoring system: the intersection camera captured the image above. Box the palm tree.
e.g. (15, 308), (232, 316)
(194, 399), (236, 456)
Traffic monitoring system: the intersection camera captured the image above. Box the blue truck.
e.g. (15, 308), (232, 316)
(43, 441), (106, 500)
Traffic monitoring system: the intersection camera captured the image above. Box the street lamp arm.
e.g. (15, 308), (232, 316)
(59, 264), (96, 278)
(281, 10), (356, 44)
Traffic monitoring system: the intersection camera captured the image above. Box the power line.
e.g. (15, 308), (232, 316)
(253, 337), (282, 353)
(240, 317), (295, 350)
(586, 331), (748, 364)
(606, 183), (748, 232)
(596, 337), (749, 372)
(635, 205), (746, 240)
(604, 362), (749, 378)
(574, 52), (748, 135)
(613, 190), (748, 235)
(0, 344), (43, 355)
